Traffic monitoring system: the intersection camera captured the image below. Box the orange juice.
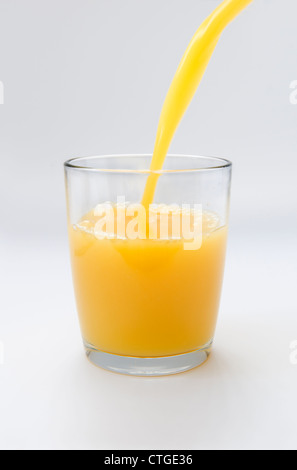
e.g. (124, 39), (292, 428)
(142, 0), (253, 207)
(69, 206), (228, 357)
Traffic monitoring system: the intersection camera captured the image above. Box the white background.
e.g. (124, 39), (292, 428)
(0, 0), (297, 450)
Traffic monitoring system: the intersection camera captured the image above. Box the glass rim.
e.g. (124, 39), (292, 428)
(64, 154), (232, 174)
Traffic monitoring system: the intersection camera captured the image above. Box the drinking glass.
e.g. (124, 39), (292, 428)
(64, 155), (232, 376)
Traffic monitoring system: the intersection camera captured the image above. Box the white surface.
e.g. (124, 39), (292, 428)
(1, 225), (297, 450)
(0, 0), (297, 450)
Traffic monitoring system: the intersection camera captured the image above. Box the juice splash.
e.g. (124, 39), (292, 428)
(142, 0), (253, 208)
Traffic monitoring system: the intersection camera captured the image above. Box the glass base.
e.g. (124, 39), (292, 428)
(83, 340), (212, 376)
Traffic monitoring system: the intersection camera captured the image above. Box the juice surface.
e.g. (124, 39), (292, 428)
(69, 207), (228, 357)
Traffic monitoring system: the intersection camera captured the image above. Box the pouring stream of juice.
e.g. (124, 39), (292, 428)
(141, 0), (254, 209)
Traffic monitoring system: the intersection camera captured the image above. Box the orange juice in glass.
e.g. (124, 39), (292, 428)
(65, 155), (231, 375)
(64, 0), (254, 375)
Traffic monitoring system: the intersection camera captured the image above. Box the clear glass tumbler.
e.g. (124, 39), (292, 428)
(64, 155), (232, 376)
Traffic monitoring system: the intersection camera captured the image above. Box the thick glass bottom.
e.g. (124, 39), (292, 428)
(83, 340), (212, 376)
